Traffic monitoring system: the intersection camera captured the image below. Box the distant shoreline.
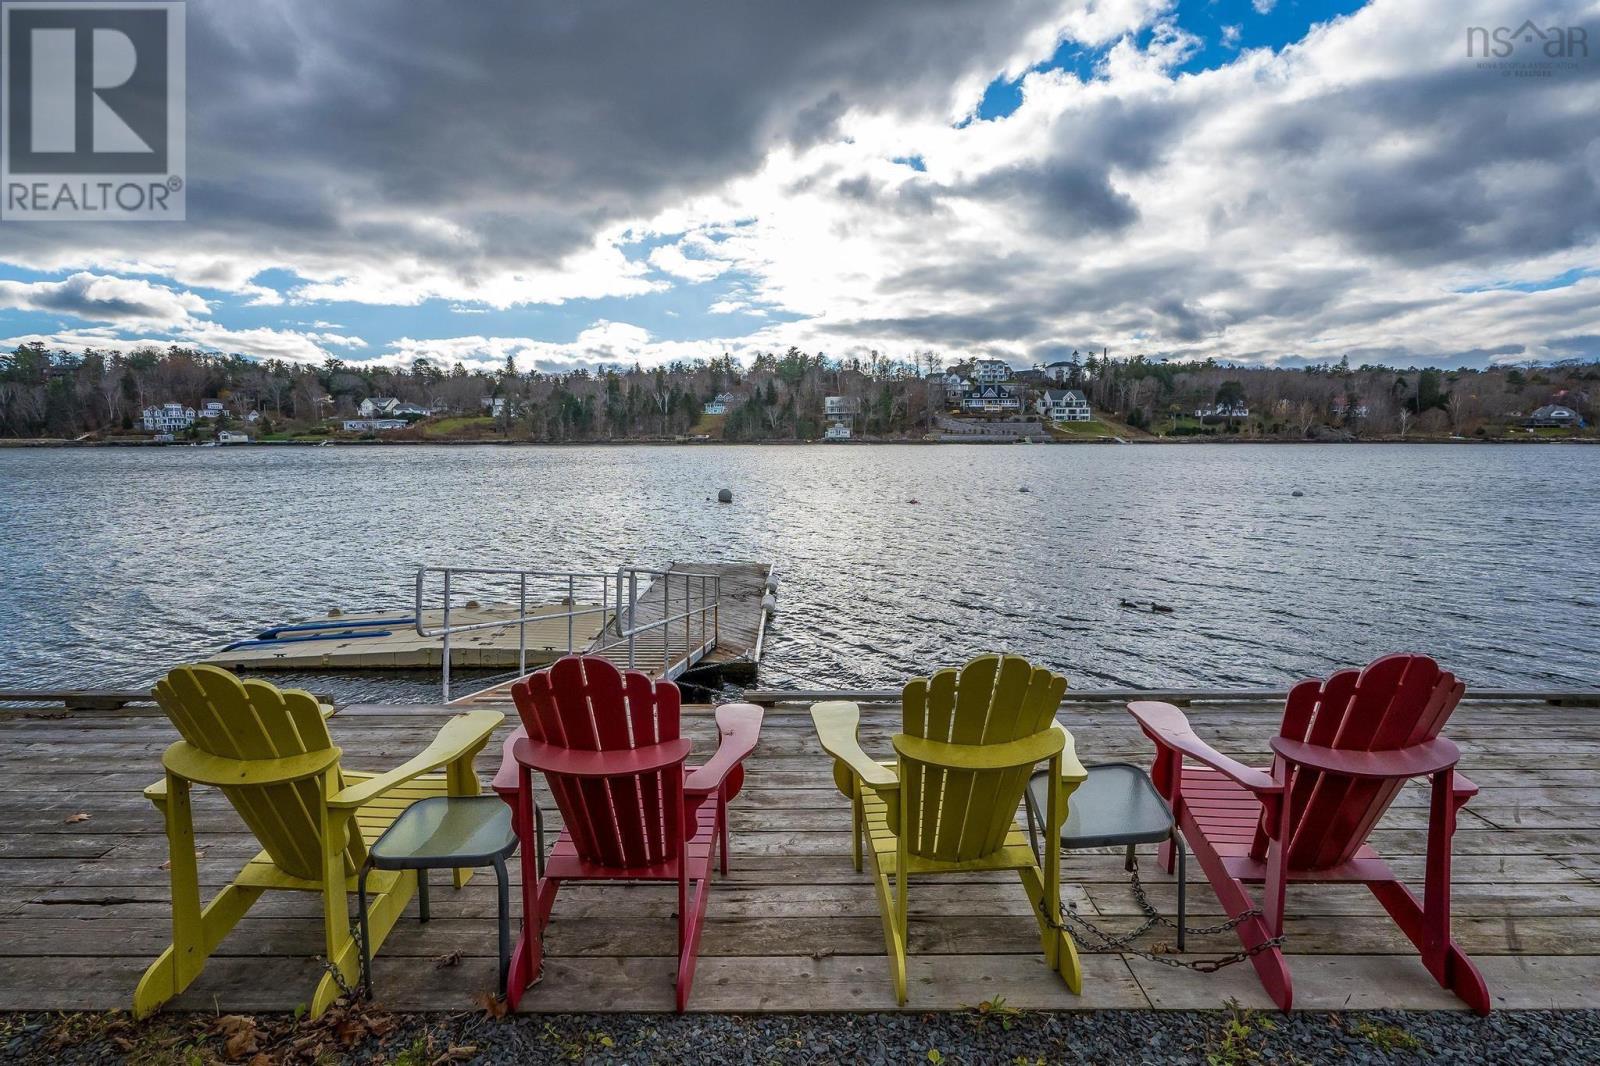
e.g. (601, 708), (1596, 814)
(2, 435), (1596, 448)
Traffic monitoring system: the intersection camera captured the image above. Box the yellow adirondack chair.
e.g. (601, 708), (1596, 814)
(134, 665), (502, 1018)
(812, 654), (1088, 1004)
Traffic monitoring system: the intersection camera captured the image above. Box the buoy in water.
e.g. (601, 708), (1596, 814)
(717, 488), (733, 503)
(1019, 486), (1030, 493)
(1292, 490), (1305, 497)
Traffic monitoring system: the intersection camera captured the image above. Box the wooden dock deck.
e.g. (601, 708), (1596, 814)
(202, 604), (607, 671)
(1, 695), (1596, 1013)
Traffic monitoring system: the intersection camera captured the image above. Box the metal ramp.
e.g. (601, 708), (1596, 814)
(411, 561), (776, 705)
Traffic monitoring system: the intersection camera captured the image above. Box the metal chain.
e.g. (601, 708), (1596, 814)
(318, 924), (363, 999)
(1039, 857), (1286, 973)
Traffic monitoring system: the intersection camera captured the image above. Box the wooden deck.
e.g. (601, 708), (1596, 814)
(1, 696), (1597, 1013)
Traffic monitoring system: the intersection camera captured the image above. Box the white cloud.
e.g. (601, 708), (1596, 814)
(1252, 0), (1276, 14)
(0, 273), (208, 330)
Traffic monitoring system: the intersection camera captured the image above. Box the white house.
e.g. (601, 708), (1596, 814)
(824, 395), (861, 418)
(244, 410), (262, 424)
(1195, 402), (1250, 420)
(217, 430), (251, 444)
(1038, 359), (1081, 384)
(941, 373), (973, 399)
(973, 359), (1012, 384)
(962, 383), (1022, 415)
(703, 392), (736, 415)
(481, 396), (508, 417)
(359, 397), (401, 417)
(1038, 388), (1092, 423)
(342, 418), (409, 432)
(390, 402), (428, 418)
(196, 399), (226, 420)
(142, 403), (195, 432)
(823, 422), (852, 441)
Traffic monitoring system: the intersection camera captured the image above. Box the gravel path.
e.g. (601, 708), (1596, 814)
(5, 1007), (1597, 1064)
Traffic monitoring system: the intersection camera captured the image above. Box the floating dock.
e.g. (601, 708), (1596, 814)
(0, 693), (1595, 1012)
(451, 560), (774, 706)
(203, 603), (607, 671)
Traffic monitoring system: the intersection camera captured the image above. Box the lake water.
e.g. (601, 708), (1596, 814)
(1, 443), (1596, 702)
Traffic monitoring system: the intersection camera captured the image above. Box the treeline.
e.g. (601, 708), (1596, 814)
(0, 339), (1595, 440)
(1070, 353), (1598, 437)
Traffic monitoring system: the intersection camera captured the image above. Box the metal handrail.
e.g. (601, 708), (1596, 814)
(414, 564), (723, 700)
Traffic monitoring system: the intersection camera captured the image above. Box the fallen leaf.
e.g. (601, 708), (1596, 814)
(473, 989), (510, 1020)
(335, 1017), (368, 1046)
(215, 1014), (259, 1059)
(64, 812), (91, 824)
(433, 950), (463, 969)
(247, 1055), (272, 1066)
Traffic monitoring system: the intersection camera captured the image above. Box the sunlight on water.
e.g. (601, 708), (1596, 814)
(1, 443), (1596, 700)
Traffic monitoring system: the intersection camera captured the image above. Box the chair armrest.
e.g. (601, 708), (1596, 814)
(163, 742), (343, 788)
(893, 727), (1064, 771)
(1128, 701), (1280, 794)
(686, 703), (764, 796)
(811, 700), (898, 792)
(328, 709), (503, 809)
(514, 736), (691, 778)
(1053, 722), (1089, 785)
(1269, 736), (1461, 780)
(490, 727), (527, 797)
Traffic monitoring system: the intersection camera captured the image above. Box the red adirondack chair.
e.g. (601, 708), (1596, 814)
(493, 655), (762, 1011)
(1129, 653), (1490, 1013)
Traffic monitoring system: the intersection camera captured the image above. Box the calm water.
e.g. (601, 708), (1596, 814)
(1, 444), (1596, 701)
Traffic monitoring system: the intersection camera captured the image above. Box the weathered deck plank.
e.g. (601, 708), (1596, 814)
(0, 699), (1595, 1013)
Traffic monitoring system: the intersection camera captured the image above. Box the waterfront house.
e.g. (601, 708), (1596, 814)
(824, 395), (861, 418)
(973, 359), (1012, 384)
(1526, 404), (1581, 428)
(1195, 402), (1250, 421)
(1037, 358), (1081, 384)
(823, 422), (851, 440)
(391, 402), (428, 418)
(244, 410), (262, 424)
(962, 383), (1022, 415)
(941, 373), (972, 398)
(1037, 388), (1092, 423)
(481, 396), (508, 417)
(141, 403), (196, 432)
(342, 418), (409, 432)
(359, 397), (402, 417)
(217, 430), (251, 444)
(703, 392), (737, 415)
(196, 399), (226, 420)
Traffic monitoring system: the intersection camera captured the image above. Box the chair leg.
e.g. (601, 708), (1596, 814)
(1174, 834), (1187, 953)
(718, 792), (730, 876)
(851, 785), (864, 873)
(493, 856), (511, 999)
(417, 870), (430, 923)
(133, 882), (262, 1018)
(357, 864), (374, 999)
(1023, 787), (1042, 866)
(1182, 815), (1293, 1011)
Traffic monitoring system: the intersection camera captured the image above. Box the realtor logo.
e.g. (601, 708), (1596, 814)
(2, 1), (185, 220)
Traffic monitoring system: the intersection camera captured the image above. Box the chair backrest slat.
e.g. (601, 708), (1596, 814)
(898, 655), (1066, 864)
(513, 656), (684, 869)
(1261, 654), (1463, 871)
(152, 666), (343, 881)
